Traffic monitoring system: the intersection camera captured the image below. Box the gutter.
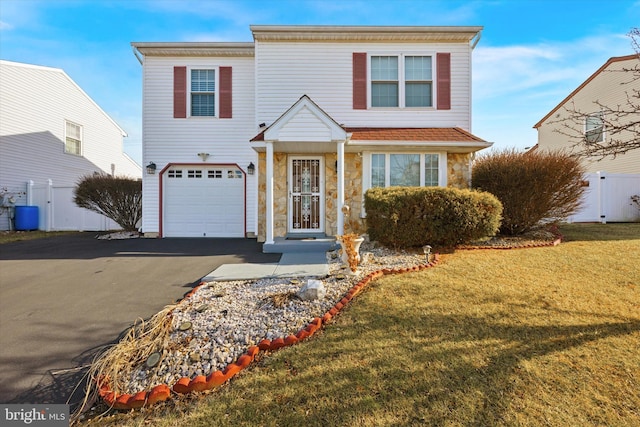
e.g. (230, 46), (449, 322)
(471, 29), (482, 50)
(132, 45), (143, 65)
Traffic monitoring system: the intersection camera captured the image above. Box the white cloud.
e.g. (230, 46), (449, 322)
(473, 33), (634, 101)
(0, 21), (13, 31)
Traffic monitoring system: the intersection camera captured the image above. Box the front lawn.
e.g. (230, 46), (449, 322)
(83, 223), (640, 426)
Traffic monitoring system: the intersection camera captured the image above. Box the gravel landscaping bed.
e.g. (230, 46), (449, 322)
(101, 240), (427, 396)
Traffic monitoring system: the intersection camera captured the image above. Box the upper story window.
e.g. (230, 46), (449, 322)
(405, 56), (433, 107)
(174, 66), (232, 119)
(371, 56), (399, 107)
(370, 153), (441, 188)
(585, 112), (604, 143)
(191, 69), (215, 117)
(65, 120), (82, 155)
(370, 55), (433, 108)
(353, 52), (449, 111)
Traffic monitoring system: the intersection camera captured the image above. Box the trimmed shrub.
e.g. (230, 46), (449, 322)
(471, 149), (586, 235)
(74, 174), (142, 231)
(364, 186), (502, 248)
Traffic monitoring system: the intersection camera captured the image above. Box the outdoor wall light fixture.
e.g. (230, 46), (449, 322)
(247, 162), (255, 175)
(146, 162), (157, 175)
(197, 152), (210, 161)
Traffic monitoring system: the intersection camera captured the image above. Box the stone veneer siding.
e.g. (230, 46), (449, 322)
(257, 152), (363, 242)
(257, 152), (470, 242)
(447, 153), (472, 189)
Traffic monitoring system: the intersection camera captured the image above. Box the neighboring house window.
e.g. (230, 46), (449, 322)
(65, 121), (82, 155)
(369, 153), (442, 188)
(585, 112), (604, 143)
(370, 55), (433, 108)
(191, 69), (215, 117)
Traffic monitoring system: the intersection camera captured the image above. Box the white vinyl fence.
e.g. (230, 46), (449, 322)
(27, 179), (119, 231)
(569, 172), (640, 223)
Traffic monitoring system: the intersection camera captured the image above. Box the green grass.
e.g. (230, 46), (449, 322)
(82, 223), (640, 426)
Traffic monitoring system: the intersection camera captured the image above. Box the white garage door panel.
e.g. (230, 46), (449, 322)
(164, 167), (244, 237)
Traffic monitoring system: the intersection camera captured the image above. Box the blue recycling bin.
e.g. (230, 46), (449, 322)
(14, 206), (39, 231)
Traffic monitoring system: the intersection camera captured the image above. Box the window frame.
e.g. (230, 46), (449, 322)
(368, 53), (435, 109)
(365, 152), (447, 189)
(188, 67), (218, 118)
(584, 112), (605, 144)
(64, 120), (82, 156)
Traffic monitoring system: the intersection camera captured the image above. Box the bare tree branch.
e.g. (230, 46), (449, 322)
(548, 28), (640, 159)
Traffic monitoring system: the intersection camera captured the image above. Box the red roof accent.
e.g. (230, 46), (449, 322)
(533, 54), (639, 129)
(346, 127), (486, 142)
(251, 127), (485, 143)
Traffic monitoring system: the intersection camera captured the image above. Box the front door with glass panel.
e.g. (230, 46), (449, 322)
(289, 157), (324, 233)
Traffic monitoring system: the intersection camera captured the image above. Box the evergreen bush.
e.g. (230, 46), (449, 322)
(364, 186), (502, 248)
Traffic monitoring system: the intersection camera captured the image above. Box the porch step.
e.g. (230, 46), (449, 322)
(263, 236), (339, 253)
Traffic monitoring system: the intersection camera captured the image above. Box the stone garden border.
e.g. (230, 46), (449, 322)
(96, 227), (564, 411)
(97, 255), (441, 410)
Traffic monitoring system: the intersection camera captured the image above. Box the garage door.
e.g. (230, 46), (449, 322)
(163, 166), (244, 237)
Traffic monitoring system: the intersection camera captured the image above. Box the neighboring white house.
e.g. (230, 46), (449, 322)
(533, 54), (640, 222)
(131, 25), (492, 248)
(0, 60), (142, 231)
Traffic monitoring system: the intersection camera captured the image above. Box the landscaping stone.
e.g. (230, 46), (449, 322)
(296, 279), (326, 301)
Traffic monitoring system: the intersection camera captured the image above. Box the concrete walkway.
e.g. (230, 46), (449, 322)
(202, 251), (329, 281)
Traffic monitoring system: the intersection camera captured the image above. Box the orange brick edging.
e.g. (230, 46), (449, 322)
(97, 255), (441, 410)
(457, 227), (564, 250)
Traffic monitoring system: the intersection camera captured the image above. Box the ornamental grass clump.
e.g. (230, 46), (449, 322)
(74, 174), (142, 231)
(472, 148), (586, 236)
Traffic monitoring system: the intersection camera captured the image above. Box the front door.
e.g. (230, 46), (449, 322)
(289, 156), (324, 233)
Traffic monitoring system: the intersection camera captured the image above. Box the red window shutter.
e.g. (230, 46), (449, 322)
(436, 53), (451, 110)
(353, 52), (367, 110)
(219, 66), (232, 118)
(173, 66), (187, 118)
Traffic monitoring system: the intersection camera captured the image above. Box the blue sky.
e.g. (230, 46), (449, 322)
(1, 0), (638, 166)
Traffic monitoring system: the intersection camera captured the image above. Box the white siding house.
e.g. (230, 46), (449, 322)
(534, 55), (640, 174)
(0, 60), (141, 231)
(533, 55), (640, 222)
(132, 25), (492, 249)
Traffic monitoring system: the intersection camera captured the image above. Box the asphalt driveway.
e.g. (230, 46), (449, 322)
(0, 233), (280, 406)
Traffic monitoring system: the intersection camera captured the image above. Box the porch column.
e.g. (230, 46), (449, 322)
(337, 140), (345, 235)
(265, 141), (275, 245)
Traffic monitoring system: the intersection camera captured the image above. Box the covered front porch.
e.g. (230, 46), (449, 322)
(251, 96), (357, 250)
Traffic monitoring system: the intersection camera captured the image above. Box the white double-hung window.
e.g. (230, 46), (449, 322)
(369, 153), (443, 188)
(190, 69), (215, 117)
(585, 112), (604, 143)
(65, 120), (82, 155)
(371, 55), (433, 108)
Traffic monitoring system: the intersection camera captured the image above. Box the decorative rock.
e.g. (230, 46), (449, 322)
(296, 279), (326, 301)
(100, 240), (434, 403)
